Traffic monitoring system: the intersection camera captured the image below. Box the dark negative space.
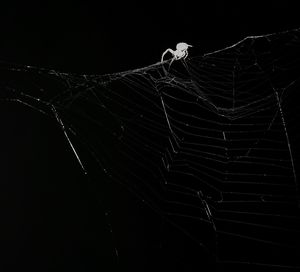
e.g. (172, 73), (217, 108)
(1, 2), (300, 272)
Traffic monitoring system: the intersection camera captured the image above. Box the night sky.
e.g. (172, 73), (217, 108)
(1, 2), (299, 272)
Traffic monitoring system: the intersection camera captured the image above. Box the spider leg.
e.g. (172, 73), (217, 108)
(161, 48), (174, 63)
(184, 51), (188, 59)
(181, 52), (190, 71)
(169, 56), (176, 68)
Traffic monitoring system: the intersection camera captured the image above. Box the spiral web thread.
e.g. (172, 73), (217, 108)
(1, 27), (300, 270)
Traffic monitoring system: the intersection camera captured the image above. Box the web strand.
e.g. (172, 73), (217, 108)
(1, 27), (300, 270)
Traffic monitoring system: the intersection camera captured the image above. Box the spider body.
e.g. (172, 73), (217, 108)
(161, 42), (192, 65)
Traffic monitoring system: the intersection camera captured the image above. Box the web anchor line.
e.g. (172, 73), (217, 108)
(274, 90), (299, 200)
(51, 105), (87, 174)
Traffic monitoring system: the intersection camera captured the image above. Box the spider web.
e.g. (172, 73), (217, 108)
(1, 27), (300, 271)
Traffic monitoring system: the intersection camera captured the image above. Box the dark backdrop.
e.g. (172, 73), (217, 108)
(0, 1), (299, 272)
(0, 2), (299, 73)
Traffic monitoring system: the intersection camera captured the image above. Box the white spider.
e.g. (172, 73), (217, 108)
(161, 42), (193, 65)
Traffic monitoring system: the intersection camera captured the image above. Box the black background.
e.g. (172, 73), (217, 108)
(1, 1), (299, 272)
(0, 2), (299, 73)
